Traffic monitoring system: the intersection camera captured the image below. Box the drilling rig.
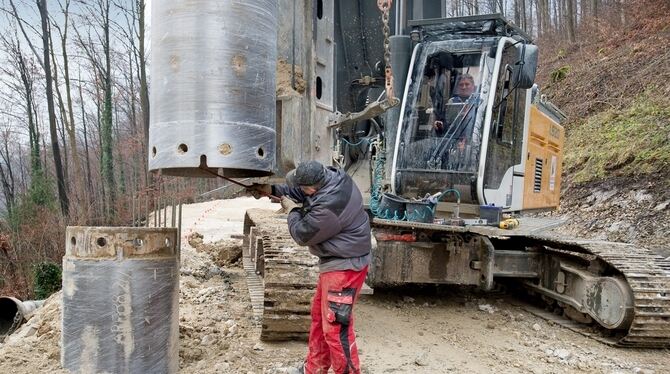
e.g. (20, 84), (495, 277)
(149, 0), (670, 347)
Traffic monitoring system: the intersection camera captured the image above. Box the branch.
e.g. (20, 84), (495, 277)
(7, 0), (45, 70)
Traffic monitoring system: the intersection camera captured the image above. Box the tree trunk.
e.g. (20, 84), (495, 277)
(57, 0), (85, 213)
(514, 0), (521, 27)
(16, 46), (41, 175)
(540, 0), (551, 35)
(536, 0), (543, 35)
(138, 0), (151, 187)
(554, 0), (560, 35)
(100, 0), (116, 218)
(48, 32), (70, 192)
(0, 133), (16, 212)
(78, 77), (94, 208)
(38, 0), (69, 216)
(114, 106), (126, 197)
(565, 0), (576, 43)
(94, 70), (106, 214)
(528, 0), (534, 36)
(58, 115), (69, 191)
(127, 49), (140, 196)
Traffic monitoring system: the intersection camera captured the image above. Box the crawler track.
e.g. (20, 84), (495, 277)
(528, 236), (670, 348)
(372, 217), (670, 348)
(243, 209), (319, 341)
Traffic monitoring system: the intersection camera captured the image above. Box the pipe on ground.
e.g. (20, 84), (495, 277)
(0, 297), (45, 336)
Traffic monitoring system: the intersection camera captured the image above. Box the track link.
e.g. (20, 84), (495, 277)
(243, 209), (319, 341)
(531, 236), (670, 348)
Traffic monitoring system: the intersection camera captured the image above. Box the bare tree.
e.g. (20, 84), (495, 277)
(113, 0), (149, 189)
(37, 0), (69, 216)
(0, 31), (42, 179)
(50, 0), (86, 210)
(75, 0), (116, 218)
(564, 0), (576, 42)
(0, 128), (18, 212)
(137, 0), (149, 179)
(77, 71), (93, 207)
(591, 0), (598, 21)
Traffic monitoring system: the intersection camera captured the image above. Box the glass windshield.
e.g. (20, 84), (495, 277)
(394, 38), (498, 202)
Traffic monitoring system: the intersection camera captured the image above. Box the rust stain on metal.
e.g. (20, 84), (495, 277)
(169, 54), (180, 72)
(218, 143), (233, 156)
(231, 54), (247, 76)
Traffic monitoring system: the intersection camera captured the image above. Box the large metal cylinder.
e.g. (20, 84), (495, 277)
(150, 0), (278, 177)
(61, 227), (179, 374)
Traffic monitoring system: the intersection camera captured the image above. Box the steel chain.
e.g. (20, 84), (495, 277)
(2, 312), (23, 339)
(378, 0), (396, 102)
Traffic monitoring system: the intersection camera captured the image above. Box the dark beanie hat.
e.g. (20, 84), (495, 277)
(286, 161), (327, 187)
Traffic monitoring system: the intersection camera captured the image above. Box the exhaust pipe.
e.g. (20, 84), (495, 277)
(0, 296), (45, 336)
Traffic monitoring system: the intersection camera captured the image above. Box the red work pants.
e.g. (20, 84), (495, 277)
(304, 266), (368, 374)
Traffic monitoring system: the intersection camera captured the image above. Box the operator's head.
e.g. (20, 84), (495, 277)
(286, 160), (326, 196)
(454, 74), (475, 99)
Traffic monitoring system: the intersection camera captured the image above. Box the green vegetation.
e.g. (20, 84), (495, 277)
(550, 65), (570, 83)
(33, 262), (61, 299)
(7, 172), (56, 230)
(564, 94), (670, 183)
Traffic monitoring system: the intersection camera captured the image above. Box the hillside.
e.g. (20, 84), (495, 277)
(535, 0), (670, 253)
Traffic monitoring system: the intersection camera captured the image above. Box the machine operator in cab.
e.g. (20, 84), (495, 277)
(433, 73), (477, 134)
(249, 161), (371, 374)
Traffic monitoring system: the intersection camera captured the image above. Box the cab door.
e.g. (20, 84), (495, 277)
(478, 39), (527, 210)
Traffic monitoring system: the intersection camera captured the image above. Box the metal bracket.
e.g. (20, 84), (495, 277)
(327, 97), (399, 129)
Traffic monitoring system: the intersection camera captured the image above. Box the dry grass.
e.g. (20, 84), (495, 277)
(537, 0), (670, 122)
(535, 0), (670, 184)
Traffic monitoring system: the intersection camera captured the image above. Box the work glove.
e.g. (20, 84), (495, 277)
(247, 183), (272, 199)
(280, 196), (299, 212)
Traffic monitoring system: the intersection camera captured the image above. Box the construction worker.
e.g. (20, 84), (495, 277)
(249, 160), (371, 374)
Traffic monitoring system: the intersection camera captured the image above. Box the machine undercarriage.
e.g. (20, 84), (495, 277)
(243, 210), (670, 348)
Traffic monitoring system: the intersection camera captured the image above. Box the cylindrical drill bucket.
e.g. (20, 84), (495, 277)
(149, 0), (278, 177)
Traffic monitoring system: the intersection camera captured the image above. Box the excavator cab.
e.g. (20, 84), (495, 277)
(391, 18), (542, 212)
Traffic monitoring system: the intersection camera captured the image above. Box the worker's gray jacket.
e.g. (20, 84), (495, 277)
(272, 167), (371, 269)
